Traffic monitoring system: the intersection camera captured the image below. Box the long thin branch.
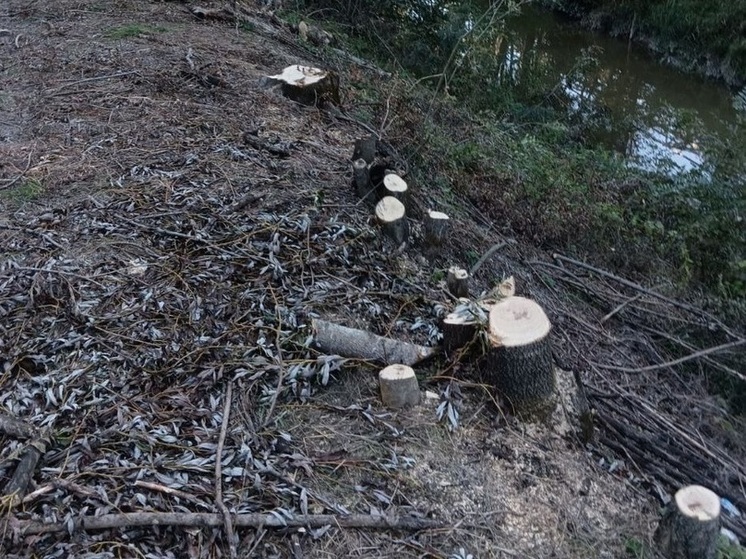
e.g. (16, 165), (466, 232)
(215, 381), (236, 559)
(591, 339), (745, 374)
(2, 512), (445, 536)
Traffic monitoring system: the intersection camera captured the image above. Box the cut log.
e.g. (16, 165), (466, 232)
(424, 210), (449, 247)
(352, 158), (372, 201)
(267, 65), (340, 107)
(481, 296), (554, 416)
(446, 266), (469, 298)
(381, 174), (408, 202)
(441, 312), (479, 353)
(655, 485), (721, 559)
(312, 319), (435, 366)
(379, 364), (420, 409)
(375, 196), (408, 244)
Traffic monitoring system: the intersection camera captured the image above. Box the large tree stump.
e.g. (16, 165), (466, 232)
(267, 65), (340, 107)
(375, 196), (408, 244)
(379, 364), (420, 409)
(424, 210), (449, 247)
(481, 296), (554, 415)
(655, 485), (721, 559)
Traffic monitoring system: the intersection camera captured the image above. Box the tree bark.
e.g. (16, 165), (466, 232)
(312, 319), (435, 366)
(379, 364), (420, 409)
(655, 485), (721, 559)
(375, 196), (408, 244)
(480, 296), (554, 416)
(446, 266), (469, 298)
(353, 158), (371, 200)
(424, 210), (449, 247)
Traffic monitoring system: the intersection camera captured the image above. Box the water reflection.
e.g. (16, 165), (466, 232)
(495, 5), (741, 177)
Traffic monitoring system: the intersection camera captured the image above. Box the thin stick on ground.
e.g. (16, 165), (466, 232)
(1, 511), (446, 536)
(216, 381), (237, 559)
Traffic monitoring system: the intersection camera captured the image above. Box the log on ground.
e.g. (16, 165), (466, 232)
(654, 485), (721, 559)
(480, 296), (554, 416)
(312, 319), (435, 366)
(379, 364), (420, 409)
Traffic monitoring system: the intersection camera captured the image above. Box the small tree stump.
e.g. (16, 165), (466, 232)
(425, 210), (449, 247)
(352, 135), (377, 164)
(379, 364), (420, 409)
(381, 174), (408, 202)
(481, 296), (554, 415)
(442, 312), (479, 353)
(446, 266), (469, 298)
(352, 158), (371, 200)
(655, 485), (721, 559)
(375, 196), (408, 244)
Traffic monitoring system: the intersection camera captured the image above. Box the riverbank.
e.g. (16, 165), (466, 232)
(538, 0), (746, 88)
(1, 1), (745, 556)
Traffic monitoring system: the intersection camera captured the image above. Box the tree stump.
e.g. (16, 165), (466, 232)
(352, 135), (377, 164)
(424, 210), (449, 247)
(441, 312), (479, 353)
(655, 485), (721, 559)
(446, 266), (469, 298)
(375, 196), (408, 244)
(267, 65), (340, 107)
(379, 364), (420, 409)
(481, 296), (554, 416)
(381, 174), (408, 202)
(352, 158), (371, 200)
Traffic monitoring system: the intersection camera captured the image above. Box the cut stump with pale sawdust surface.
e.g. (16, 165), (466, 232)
(446, 266), (469, 298)
(481, 296), (554, 416)
(379, 364), (420, 409)
(655, 485), (721, 559)
(424, 210), (449, 247)
(375, 196), (407, 244)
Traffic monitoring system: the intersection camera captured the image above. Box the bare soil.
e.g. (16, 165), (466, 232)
(0, 1), (744, 558)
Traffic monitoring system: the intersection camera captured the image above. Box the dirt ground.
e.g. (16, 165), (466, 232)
(0, 1), (744, 558)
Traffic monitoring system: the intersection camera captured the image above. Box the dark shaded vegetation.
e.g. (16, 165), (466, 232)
(542, 0), (746, 84)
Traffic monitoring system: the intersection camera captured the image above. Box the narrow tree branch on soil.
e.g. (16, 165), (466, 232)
(215, 380), (237, 559)
(2, 512), (445, 537)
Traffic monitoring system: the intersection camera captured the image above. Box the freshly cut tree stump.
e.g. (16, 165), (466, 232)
(381, 174), (408, 202)
(424, 211), (449, 247)
(655, 485), (721, 559)
(379, 364), (420, 409)
(481, 296), (554, 415)
(446, 266), (469, 298)
(267, 65), (340, 107)
(441, 312), (479, 353)
(375, 196), (408, 244)
(353, 158), (371, 200)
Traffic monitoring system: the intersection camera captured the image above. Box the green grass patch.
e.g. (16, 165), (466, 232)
(1, 178), (44, 204)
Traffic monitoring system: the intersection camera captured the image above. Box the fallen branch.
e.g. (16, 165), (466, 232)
(0, 412), (37, 439)
(2, 512), (445, 536)
(3, 435), (52, 507)
(312, 319), (436, 366)
(215, 381), (237, 559)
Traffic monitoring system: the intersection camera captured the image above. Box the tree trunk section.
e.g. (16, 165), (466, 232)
(352, 135), (377, 164)
(381, 173), (408, 203)
(425, 210), (449, 247)
(441, 312), (479, 353)
(353, 158), (372, 201)
(375, 196), (408, 244)
(655, 485), (721, 559)
(446, 266), (469, 298)
(379, 364), (420, 409)
(481, 296), (554, 416)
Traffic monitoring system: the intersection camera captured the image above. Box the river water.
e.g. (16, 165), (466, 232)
(497, 5), (744, 177)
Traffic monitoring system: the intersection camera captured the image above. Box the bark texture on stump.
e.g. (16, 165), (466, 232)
(441, 313), (479, 353)
(353, 158), (371, 200)
(446, 266), (469, 298)
(481, 296), (554, 415)
(375, 196), (408, 244)
(379, 364), (420, 409)
(352, 135), (377, 164)
(424, 210), (449, 247)
(655, 485), (721, 559)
